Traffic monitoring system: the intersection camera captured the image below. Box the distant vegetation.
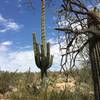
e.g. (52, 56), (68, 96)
(0, 66), (94, 100)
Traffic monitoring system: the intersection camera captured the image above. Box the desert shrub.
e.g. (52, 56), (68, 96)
(49, 87), (94, 100)
(77, 66), (93, 91)
(0, 72), (16, 94)
(78, 66), (92, 82)
(10, 71), (41, 100)
(0, 69), (94, 100)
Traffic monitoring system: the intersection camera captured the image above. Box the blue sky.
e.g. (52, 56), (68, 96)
(0, 0), (100, 72)
(0, 0), (59, 48)
(0, 0), (62, 72)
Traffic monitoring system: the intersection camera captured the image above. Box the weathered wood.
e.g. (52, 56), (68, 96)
(89, 37), (100, 100)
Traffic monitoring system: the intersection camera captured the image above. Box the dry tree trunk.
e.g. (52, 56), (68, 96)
(89, 37), (100, 100)
(88, 10), (100, 100)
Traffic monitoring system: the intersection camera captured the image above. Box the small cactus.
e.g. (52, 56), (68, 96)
(32, 0), (53, 79)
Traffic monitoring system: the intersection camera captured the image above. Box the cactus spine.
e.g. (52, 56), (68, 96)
(33, 0), (53, 79)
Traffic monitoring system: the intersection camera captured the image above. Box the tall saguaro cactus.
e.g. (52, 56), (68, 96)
(33, 0), (53, 79)
(88, 9), (100, 100)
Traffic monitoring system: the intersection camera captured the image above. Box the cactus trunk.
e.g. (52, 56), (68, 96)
(41, 0), (46, 55)
(33, 0), (53, 80)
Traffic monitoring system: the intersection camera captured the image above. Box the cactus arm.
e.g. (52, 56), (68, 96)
(33, 33), (41, 68)
(35, 43), (41, 68)
(48, 55), (53, 69)
(32, 33), (37, 53)
(46, 42), (53, 69)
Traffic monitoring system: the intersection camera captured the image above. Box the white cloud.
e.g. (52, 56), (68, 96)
(0, 41), (13, 52)
(58, 20), (69, 28)
(0, 39), (61, 72)
(47, 38), (58, 45)
(50, 43), (61, 71)
(7, 22), (21, 30)
(58, 19), (87, 31)
(18, 0), (22, 8)
(8, 51), (39, 72)
(0, 41), (37, 72)
(1, 41), (13, 46)
(53, 16), (57, 21)
(0, 15), (6, 22)
(87, 2), (100, 9)
(0, 14), (23, 33)
(0, 38), (85, 72)
(0, 49), (39, 72)
(97, 3), (100, 8)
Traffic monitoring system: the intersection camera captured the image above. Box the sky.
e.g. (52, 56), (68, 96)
(0, 0), (100, 72)
(0, 0), (62, 72)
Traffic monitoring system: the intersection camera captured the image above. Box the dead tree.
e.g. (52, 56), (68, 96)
(55, 0), (100, 100)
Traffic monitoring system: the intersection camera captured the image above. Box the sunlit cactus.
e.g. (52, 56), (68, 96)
(32, 0), (53, 79)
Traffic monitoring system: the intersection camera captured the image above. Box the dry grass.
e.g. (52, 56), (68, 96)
(0, 67), (94, 100)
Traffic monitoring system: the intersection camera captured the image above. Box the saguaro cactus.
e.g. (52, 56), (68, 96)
(32, 0), (53, 79)
(88, 8), (100, 100)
